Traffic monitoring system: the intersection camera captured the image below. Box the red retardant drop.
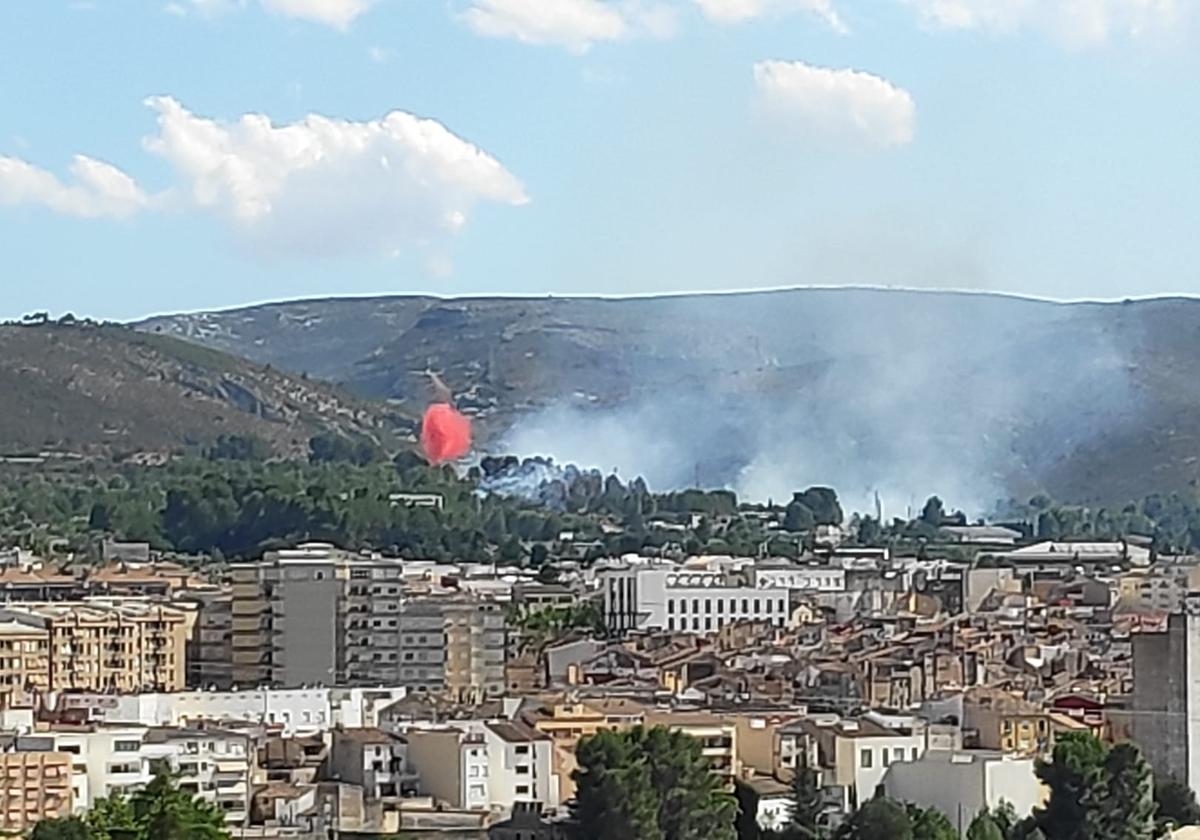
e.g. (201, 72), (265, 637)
(420, 403), (472, 464)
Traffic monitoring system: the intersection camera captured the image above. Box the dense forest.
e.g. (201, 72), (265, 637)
(6, 433), (1200, 563)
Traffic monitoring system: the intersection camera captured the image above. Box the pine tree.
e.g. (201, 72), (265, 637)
(571, 726), (736, 840)
(1081, 743), (1156, 840)
(1031, 731), (1108, 840)
(787, 757), (827, 839)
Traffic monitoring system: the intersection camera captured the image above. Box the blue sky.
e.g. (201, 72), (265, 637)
(1, 0), (1198, 321)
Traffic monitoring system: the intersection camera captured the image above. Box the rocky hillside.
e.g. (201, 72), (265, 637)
(138, 289), (1200, 508)
(0, 322), (409, 460)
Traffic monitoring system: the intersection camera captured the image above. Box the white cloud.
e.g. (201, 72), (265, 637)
(901, 0), (1183, 46)
(694, 0), (846, 32)
(367, 45), (392, 63)
(259, 0), (375, 28)
(460, 0), (676, 53)
(166, 0), (373, 28)
(0, 154), (148, 219)
(753, 60), (916, 147)
(141, 96), (528, 255)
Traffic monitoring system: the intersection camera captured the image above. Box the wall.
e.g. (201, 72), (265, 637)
(883, 751), (1044, 832)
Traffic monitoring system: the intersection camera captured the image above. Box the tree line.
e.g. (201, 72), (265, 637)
(570, 728), (1200, 840)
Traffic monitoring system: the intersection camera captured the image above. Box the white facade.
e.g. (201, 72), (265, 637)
(95, 686), (406, 736)
(883, 751), (1045, 828)
(599, 562), (789, 634)
(477, 722), (559, 812)
(752, 566), (846, 593)
(404, 726), (491, 811)
(832, 725), (927, 806)
(48, 725), (252, 825)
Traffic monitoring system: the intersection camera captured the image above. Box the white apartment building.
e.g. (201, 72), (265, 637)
(92, 686), (406, 736)
(48, 724), (254, 826)
(598, 560), (789, 634)
(477, 720), (558, 811)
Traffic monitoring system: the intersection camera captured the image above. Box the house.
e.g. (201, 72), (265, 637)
(480, 720), (559, 811)
(883, 750), (1046, 827)
(326, 728), (415, 800)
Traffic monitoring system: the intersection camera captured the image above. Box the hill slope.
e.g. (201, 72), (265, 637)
(0, 323), (408, 459)
(138, 289), (1200, 509)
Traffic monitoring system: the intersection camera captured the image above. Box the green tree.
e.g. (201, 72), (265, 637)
(784, 501), (816, 532)
(793, 488), (843, 527)
(1080, 743), (1156, 840)
(836, 797), (911, 840)
(30, 817), (93, 840)
(920, 497), (946, 527)
(906, 804), (956, 840)
(1156, 774), (1200, 830)
(80, 771), (228, 840)
(1031, 731), (1108, 840)
(571, 726), (736, 840)
(966, 813), (1005, 840)
(786, 758), (827, 839)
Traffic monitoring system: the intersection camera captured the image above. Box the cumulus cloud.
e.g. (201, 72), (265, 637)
(460, 0), (676, 52)
(0, 99), (528, 257)
(753, 60), (915, 147)
(0, 155), (148, 219)
(166, 0), (374, 28)
(901, 0), (1183, 46)
(694, 0), (846, 32)
(141, 96), (528, 255)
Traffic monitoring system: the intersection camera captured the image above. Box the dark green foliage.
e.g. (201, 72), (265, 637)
(1081, 744), (1156, 840)
(35, 771), (229, 840)
(1032, 731), (1109, 840)
(906, 804), (956, 840)
(1156, 774), (1200, 830)
(966, 812), (1005, 840)
(835, 797), (911, 840)
(204, 434), (271, 461)
(792, 488), (843, 527)
(786, 759), (827, 838)
(30, 817), (92, 840)
(571, 727), (736, 840)
(308, 431), (380, 466)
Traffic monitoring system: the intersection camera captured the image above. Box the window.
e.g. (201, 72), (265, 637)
(668, 599), (675, 614)
(893, 747), (904, 762)
(705, 599), (712, 613)
(1037, 720), (1048, 734)
(692, 618), (700, 631)
(754, 598), (761, 613)
(314, 571), (326, 581)
(516, 765), (529, 774)
(679, 599), (687, 614)
(705, 618), (713, 631)
(515, 745), (529, 755)
(778, 599), (785, 613)
(860, 749), (873, 768)
(742, 599), (749, 613)
(114, 740), (140, 753)
(716, 599), (724, 613)
(882, 750), (891, 767)
(667, 618), (674, 631)
(692, 599), (699, 613)
(910, 747), (918, 761)
(516, 785), (530, 795)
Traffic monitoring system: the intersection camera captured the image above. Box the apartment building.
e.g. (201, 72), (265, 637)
(48, 723), (254, 826)
(141, 726), (254, 825)
(181, 589), (233, 689)
(404, 727), (491, 811)
(327, 728), (416, 800)
(230, 543), (405, 688)
(0, 599), (187, 696)
(0, 618), (50, 707)
(399, 597), (507, 702)
(0, 746), (73, 832)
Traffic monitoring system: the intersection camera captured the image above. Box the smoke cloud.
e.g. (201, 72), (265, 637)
(487, 289), (1144, 517)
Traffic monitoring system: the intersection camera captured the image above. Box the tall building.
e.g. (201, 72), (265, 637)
(181, 589), (233, 689)
(1132, 593), (1200, 796)
(399, 597), (507, 702)
(231, 543), (405, 688)
(0, 599), (187, 696)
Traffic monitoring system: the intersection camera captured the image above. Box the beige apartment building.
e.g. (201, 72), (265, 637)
(0, 750), (72, 831)
(0, 599), (187, 699)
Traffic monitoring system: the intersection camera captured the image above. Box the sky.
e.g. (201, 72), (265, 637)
(1, 0), (1199, 321)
